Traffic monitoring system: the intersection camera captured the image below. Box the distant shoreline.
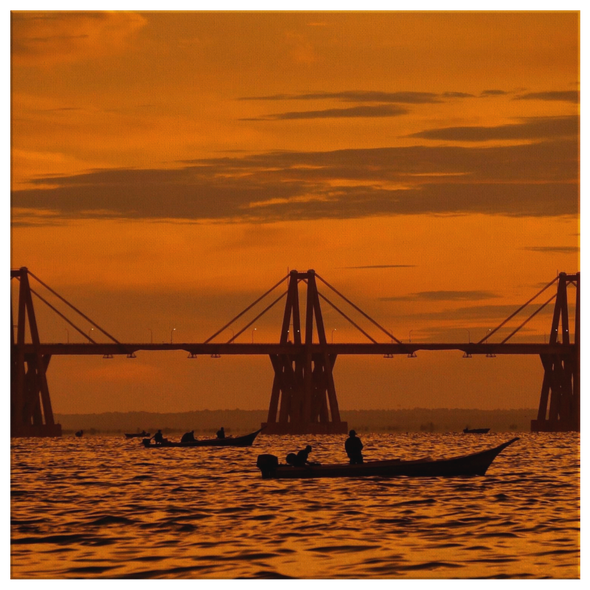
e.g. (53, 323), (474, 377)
(55, 407), (538, 435)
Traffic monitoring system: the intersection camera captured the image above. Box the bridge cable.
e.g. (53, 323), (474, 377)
(204, 274), (289, 343)
(226, 291), (287, 343)
(500, 293), (557, 345)
(26, 284), (98, 344)
(477, 275), (559, 344)
(27, 270), (122, 344)
(316, 290), (379, 344)
(315, 273), (404, 344)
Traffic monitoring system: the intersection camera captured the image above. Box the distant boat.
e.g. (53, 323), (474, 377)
(463, 428), (490, 434)
(75, 430), (83, 437)
(256, 437), (519, 479)
(141, 429), (262, 448)
(125, 431), (150, 439)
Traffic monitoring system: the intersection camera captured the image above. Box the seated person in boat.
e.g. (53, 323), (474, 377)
(345, 430), (364, 464)
(153, 429), (165, 444)
(181, 430), (196, 443)
(286, 445), (313, 467)
(216, 427), (225, 439)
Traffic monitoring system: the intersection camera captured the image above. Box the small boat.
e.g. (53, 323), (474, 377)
(463, 428), (490, 434)
(142, 429), (262, 448)
(125, 431), (150, 439)
(256, 437), (519, 479)
(75, 430), (83, 437)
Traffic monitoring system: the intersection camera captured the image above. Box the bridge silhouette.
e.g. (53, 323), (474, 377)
(11, 267), (579, 436)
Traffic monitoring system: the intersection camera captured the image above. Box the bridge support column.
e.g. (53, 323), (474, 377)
(262, 270), (348, 435)
(11, 268), (62, 437)
(531, 272), (579, 432)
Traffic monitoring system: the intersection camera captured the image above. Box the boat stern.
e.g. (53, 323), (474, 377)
(256, 454), (279, 479)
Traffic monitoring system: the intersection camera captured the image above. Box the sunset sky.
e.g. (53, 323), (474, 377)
(9, 10), (580, 416)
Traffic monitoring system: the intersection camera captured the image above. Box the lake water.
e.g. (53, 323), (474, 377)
(10, 431), (579, 579)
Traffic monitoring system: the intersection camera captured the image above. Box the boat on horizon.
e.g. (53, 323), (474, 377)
(125, 431), (150, 439)
(463, 427), (490, 434)
(256, 437), (519, 479)
(141, 429), (262, 448)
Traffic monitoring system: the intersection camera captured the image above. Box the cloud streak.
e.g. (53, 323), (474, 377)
(524, 246), (579, 254)
(401, 303), (554, 322)
(514, 91), (579, 103)
(12, 129), (578, 224)
(409, 115), (578, 142)
(345, 265), (417, 270)
(241, 105), (408, 121)
(239, 91), (447, 103)
(381, 290), (499, 302)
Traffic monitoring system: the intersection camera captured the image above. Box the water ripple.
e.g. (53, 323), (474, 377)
(11, 431), (579, 579)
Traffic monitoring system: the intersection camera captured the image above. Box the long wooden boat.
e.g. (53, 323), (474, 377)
(125, 432), (150, 439)
(142, 429), (262, 448)
(463, 428), (490, 434)
(256, 437), (519, 479)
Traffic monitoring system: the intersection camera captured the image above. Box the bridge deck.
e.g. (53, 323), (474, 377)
(20, 342), (575, 356)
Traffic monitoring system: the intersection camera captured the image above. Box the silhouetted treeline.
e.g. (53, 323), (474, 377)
(55, 407), (537, 434)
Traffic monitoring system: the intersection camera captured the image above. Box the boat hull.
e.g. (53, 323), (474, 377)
(257, 438), (519, 479)
(142, 429), (262, 448)
(463, 428), (490, 434)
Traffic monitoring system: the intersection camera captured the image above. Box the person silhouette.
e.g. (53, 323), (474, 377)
(286, 445), (313, 467)
(216, 427), (225, 439)
(181, 430), (195, 443)
(345, 430), (364, 464)
(153, 429), (164, 445)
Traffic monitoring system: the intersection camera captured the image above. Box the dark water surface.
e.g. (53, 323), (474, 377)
(11, 432), (579, 579)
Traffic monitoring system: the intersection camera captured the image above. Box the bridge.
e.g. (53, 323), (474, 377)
(11, 267), (579, 436)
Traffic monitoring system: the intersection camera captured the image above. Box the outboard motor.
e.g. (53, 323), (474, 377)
(142, 438), (151, 447)
(256, 454), (279, 478)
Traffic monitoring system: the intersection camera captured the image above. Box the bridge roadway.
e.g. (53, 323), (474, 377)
(23, 342), (574, 357)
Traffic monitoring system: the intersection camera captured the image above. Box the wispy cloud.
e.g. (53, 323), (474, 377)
(514, 91), (579, 103)
(345, 265), (417, 269)
(12, 136), (578, 224)
(12, 12), (147, 66)
(481, 89), (510, 97)
(399, 303), (553, 322)
(241, 105), (408, 121)
(380, 290), (499, 302)
(409, 115), (578, 142)
(239, 91), (445, 104)
(524, 246), (579, 254)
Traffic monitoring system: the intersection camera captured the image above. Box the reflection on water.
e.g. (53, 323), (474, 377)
(11, 432), (579, 579)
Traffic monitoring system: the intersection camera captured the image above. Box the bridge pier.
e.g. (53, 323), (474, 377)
(531, 272), (580, 433)
(262, 270), (348, 435)
(11, 266), (580, 436)
(11, 268), (62, 437)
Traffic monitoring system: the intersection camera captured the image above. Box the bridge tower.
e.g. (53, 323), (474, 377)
(531, 272), (580, 432)
(11, 268), (62, 437)
(262, 270), (348, 434)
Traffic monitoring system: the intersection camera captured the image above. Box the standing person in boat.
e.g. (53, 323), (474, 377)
(153, 429), (164, 445)
(181, 430), (196, 443)
(216, 427), (225, 439)
(345, 430), (364, 464)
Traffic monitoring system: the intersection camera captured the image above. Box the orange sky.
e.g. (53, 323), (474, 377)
(9, 10), (580, 415)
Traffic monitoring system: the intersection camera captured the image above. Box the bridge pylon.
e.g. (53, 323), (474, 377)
(262, 270), (348, 434)
(531, 272), (580, 432)
(11, 268), (62, 437)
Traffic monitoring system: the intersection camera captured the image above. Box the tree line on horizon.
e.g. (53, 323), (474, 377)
(55, 407), (537, 435)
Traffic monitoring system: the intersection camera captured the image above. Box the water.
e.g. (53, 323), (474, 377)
(11, 431), (579, 579)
